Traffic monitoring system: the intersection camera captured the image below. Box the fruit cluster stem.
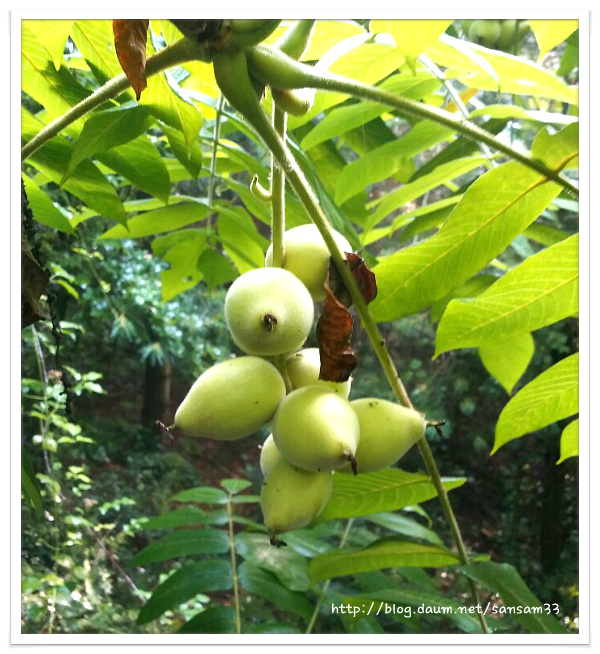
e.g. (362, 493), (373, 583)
(242, 98), (490, 634)
(226, 496), (242, 634)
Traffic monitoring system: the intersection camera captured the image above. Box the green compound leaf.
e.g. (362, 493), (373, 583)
(309, 538), (459, 584)
(177, 606), (236, 634)
(459, 561), (569, 634)
(317, 468), (465, 523)
(137, 560), (232, 625)
(493, 353), (578, 453)
(170, 486), (228, 505)
(557, 418), (579, 464)
(370, 157), (564, 322)
(64, 104), (155, 181)
(436, 234), (578, 355)
(131, 528), (230, 566)
(22, 175), (74, 234)
(238, 562), (314, 622)
(479, 333), (535, 395)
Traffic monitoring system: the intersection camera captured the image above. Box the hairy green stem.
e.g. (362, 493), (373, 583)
(239, 93), (490, 633)
(21, 38), (210, 161)
(226, 496), (242, 634)
(246, 45), (578, 197)
(306, 518), (354, 634)
(206, 94), (225, 239)
(270, 106), (292, 391)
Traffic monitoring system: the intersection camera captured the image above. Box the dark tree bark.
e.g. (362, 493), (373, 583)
(141, 356), (172, 427)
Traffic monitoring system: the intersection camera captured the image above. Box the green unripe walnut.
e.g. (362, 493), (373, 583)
(265, 224), (351, 301)
(272, 386), (360, 472)
(174, 356), (286, 440)
(346, 399), (426, 473)
(225, 267), (314, 356)
(468, 20), (502, 48)
(260, 459), (333, 536)
(259, 434), (284, 477)
(286, 348), (351, 398)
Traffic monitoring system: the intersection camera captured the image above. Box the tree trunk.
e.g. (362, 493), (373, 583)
(141, 356), (172, 427)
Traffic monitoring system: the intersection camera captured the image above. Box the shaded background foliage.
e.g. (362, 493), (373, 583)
(21, 17), (579, 635)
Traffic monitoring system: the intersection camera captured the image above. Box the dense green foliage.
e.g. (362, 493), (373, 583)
(21, 18), (579, 637)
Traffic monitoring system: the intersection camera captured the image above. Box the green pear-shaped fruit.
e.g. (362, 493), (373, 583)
(286, 348), (351, 398)
(265, 224), (352, 300)
(496, 19), (518, 51)
(225, 267), (314, 356)
(259, 434), (284, 477)
(272, 386), (360, 472)
(174, 356), (285, 440)
(347, 399), (426, 472)
(260, 458), (333, 536)
(468, 20), (502, 48)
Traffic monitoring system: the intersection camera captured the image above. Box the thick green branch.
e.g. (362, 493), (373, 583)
(246, 45), (579, 198)
(21, 38), (210, 162)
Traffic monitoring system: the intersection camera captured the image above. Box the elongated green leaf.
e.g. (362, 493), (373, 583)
(142, 69), (203, 153)
(365, 156), (487, 232)
(459, 561), (568, 633)
(299, 20), (364, 62)
(177, 606), (236, 634)
(343, 588), (482, 633)
(142, 507), (228, 530)
(137, 560), (232, 625)
(22, 175), (74, 234)
(65, 105), (155, 180)
(301, 73), (441, 150)
(529, 19), (579, 59)
(309, 538), (459, 584)
(479, 333), (535, 395)
(101, 202), (208, 239)
(22, 110), (127, 225)
(427, 35), (578, 105)
(531, 123), (579, 171)
(524, 223), (571, 247)
(557, 418), (579, 464)
(217, 209), (266, 274)
(238, 562), (314, 622)
(235, 533), (311, 592)
(436, 234), (578, 354)
(493, 353), (578, 453)
(196, 249), (237, 292)
(21, 23), (90, 124)
(364, 196), (460, 247)
(366, 513), (443, 546)
(170, 486), (228, 504)
(97, 136), (171, 204)
(371, 152), (569, 323)
(131, 528), (230, 566)
(24, 20), (73, 71)
(336, 121), (455, 205)
(371, 19), (452, 72)
(317, 469), (465, 522)
(71, 20), (129, 86)
(470, 104), (578, 126)
(162, 122), (203, 181)
(164, 234), (205, 299)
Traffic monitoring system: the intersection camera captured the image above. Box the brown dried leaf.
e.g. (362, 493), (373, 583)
(316, 254), (378, 383)
(113, 20), (149, 100)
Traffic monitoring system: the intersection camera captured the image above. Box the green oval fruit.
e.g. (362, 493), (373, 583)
(347, 399), (426, 472)
(265, 224), (351, 300)
(225, 267), (314, 356)
(286, 348), (351, 398)
(259, 433), (284, 477)
(260, 459), (333, 536)
(272, 386), (360, 472)
(496, 19), (518, 51)
(468, 20), (502, 48)
(174, 356), (285, 440)
(271, 86), (315, 116)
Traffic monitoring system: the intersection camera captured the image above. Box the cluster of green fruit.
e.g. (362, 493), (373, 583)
(171, 224), (426, 544)
(463, 19), (529, 51)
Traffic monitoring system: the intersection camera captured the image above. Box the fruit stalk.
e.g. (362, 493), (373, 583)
(226, 494), (242, 634)
(215, 52), (490, 632)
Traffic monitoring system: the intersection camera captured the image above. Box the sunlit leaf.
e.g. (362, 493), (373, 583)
(493, 353), (578, 453)
(479, 333), (535, 395)
(557, 418), (579, 464)
(529, 19), (579, 60)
